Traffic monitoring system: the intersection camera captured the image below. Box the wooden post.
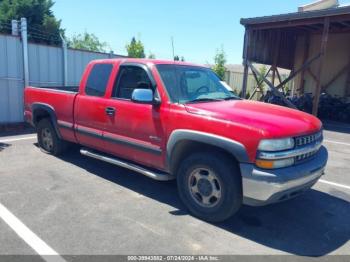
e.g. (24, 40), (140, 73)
(241, 29), (250, 98)
(271, 68), (276, 86)
(312, 17), (330, 116)
(271, 30), (281, 86)
(276, 68), (283, 85)
(242, 63), (249, 98)
(298, 34), (310, 95)
(275, 68), (287, 94)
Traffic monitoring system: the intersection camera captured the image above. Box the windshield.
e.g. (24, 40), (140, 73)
(156, 64), (239, 103)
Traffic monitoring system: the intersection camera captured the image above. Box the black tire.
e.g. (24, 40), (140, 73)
(176, 151), (242, 222)
(37, 118), (68, 156)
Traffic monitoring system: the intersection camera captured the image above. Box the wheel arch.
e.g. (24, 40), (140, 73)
(166, 129), (249, 175)
(32, 103), (62, 139)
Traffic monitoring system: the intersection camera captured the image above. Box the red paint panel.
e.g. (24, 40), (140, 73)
(103, 99), (166, 170)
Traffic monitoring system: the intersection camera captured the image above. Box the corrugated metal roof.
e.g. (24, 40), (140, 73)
(240, 5), (350, 26)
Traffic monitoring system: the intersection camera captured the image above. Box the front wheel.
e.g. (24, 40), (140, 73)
(177, 152), (242, 222)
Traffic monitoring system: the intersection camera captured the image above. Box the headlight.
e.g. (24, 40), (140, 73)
(256, 157), (295, 169)
(258, 138), (295, 151)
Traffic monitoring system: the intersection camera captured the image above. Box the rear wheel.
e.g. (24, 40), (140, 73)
(177, 152), (242, 222)
(37, 118), (68, 156)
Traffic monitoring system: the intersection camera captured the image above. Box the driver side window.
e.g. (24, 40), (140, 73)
(113, 66), (153, 99)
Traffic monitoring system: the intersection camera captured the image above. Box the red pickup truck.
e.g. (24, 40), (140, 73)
(24, 58), (328, 222)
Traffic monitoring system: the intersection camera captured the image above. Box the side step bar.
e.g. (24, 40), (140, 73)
(80, 149), (175, 181)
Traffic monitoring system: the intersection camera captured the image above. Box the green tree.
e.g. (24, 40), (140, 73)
(212, 47), (227, 80)
(126, 37), (145, 58)
(257, 65), (267, 92)
(0, 0), (64, 45)
(173, 55), (185, 61)
(148, 52), (156, 59)
(68, 32), (109, 52)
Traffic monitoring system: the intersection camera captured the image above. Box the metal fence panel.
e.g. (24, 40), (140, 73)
(0, 33), (122, 124)
(0, 35), (24, 123)
(225, 71), (257, 95)
(28, 43), (64, 87)
(67, 49), (117, 86)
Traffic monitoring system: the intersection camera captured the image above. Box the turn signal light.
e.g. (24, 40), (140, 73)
(256, 157), (295, 169)
(256, 159), (274, 169)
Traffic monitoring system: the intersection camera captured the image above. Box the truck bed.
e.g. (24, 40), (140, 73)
(33, 86), (79, 93)
(24, 85), (79, 143)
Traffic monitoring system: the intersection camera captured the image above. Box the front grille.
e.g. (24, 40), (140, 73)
(295, 131), (323, 147)
(295, 149), (319, 162)
(294, 130), (323, 163)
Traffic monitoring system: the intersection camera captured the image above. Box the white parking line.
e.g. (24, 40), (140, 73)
(0, 202), (65, 262)
(324, 139), (350, 146)
(0, 135), (36, 143)
(319, 179), (350, 190)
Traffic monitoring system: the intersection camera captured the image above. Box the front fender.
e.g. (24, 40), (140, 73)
(166, 129), (249, 171)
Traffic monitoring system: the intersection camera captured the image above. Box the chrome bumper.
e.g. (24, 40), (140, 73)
(241, 146), (328, 206)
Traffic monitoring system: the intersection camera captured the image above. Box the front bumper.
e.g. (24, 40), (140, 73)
(241, 146), (328, 206)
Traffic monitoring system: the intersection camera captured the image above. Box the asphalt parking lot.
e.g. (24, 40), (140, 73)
(0, 125), (349, 258)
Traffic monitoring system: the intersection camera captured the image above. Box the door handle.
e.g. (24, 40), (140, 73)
(105, 107), (116, 116)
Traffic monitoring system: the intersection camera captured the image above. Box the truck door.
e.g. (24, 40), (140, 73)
(74, 63), (114, 151)
(103, 63), (166, 170)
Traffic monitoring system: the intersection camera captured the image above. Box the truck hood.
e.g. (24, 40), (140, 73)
(184, 100), (322, 138)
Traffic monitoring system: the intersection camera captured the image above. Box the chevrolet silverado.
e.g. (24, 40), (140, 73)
(24, 58), (328, 222)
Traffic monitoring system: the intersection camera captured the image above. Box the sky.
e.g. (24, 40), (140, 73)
(52, 0), (349, 65)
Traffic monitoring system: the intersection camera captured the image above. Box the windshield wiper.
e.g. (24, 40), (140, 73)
(186, 98), (223, 103)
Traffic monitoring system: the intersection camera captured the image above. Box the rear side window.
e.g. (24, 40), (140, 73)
(85, 64), (113, 96)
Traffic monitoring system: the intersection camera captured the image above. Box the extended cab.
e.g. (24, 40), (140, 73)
(24, 58), (328, 222)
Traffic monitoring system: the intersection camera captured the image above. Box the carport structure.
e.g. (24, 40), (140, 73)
(240, 5), (350, 115)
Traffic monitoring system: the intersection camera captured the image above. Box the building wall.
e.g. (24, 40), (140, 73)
(0, 34), (122, 123)
(294, 32), (350, 97)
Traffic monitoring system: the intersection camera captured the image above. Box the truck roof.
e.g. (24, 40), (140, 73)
(91, 58), (207, 68)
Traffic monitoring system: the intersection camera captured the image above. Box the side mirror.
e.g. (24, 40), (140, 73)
(131, 89), (160, 105)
